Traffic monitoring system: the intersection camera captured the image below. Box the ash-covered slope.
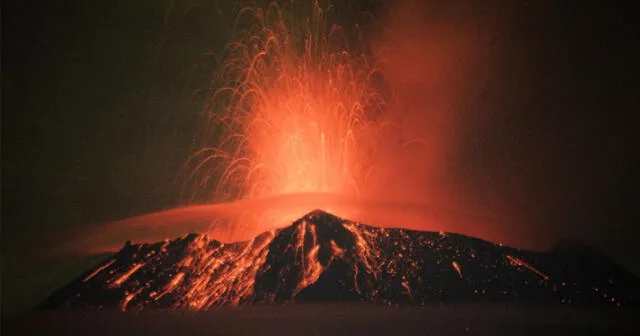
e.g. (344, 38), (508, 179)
(40, 210), (640, 311)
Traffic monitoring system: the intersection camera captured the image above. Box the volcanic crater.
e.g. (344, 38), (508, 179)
(40, 210), (640, 311)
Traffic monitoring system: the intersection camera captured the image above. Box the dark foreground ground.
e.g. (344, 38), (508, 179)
(3, 304), (639, 336)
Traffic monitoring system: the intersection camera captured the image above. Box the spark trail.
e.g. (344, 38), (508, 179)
(179, 0), (408, 235)
(62, 0), (491, 255)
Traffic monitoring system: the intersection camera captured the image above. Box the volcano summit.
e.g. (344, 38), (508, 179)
(40, 210), (640, 311)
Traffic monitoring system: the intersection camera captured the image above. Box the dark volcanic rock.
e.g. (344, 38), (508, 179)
(39, 210), (640, 310)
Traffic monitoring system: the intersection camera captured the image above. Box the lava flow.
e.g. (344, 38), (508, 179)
(40, 210), (640, 311)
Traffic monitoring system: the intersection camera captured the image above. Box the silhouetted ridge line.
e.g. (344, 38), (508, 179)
(40, 211), (640, 310)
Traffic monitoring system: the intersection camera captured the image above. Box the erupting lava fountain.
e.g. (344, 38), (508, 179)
(41, 0), (640, 316)
(71, 0), (480, 253)
(181, 1), (402, 237)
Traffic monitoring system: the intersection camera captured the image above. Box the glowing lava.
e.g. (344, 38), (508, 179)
(180, 0), (404, 237)
(41, 211), (640, 311)
(64, 0), (497, 256)
(38, 2), (640, 313)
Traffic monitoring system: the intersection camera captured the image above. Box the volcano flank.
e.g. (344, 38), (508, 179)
(40, 210), (640, 311)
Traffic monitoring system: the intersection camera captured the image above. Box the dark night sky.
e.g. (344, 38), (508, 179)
(2, 0), (638, 314)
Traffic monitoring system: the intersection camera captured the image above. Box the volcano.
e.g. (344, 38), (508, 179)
(40, 210), (640, 311)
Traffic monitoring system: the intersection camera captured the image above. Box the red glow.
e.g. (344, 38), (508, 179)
(64, 1), (515, 256)
(181, 1), (391, 234)
(176, 0), (480, 240)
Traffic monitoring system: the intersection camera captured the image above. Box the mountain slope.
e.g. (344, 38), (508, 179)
(39, 210), (640, 311)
